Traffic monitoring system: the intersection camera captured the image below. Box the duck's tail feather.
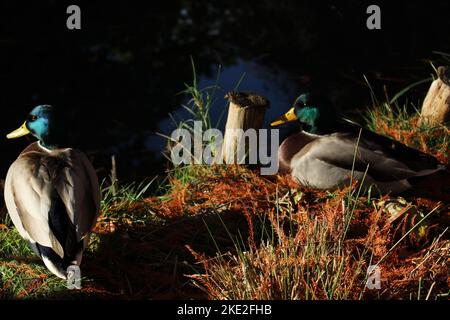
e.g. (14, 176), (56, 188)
(34, 240), (84, 280)
(36, 244), (67, 279)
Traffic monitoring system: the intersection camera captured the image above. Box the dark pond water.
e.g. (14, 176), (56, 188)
(1, 1), (450, 182)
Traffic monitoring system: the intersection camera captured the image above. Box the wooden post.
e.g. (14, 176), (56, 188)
(418, 66), (450, 126)
(221, 91), (269, 164)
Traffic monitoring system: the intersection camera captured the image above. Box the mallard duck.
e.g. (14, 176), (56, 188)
(271, 93), (448, 196)
(4, 105), (100, 279)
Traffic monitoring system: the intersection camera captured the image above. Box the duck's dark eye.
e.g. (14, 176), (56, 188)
(29, 115), (38, 121)
(294, 101), (304, 110)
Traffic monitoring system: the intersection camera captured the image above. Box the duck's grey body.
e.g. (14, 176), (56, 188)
(4, 142), (100, 279)
(279, 130), (446, 195)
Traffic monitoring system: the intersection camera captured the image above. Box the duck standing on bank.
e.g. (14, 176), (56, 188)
(4, 105), (100, 279)
(271, 93), (448, 198)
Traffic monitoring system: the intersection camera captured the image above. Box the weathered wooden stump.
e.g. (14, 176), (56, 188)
(418, 66), (450, 126)
(221, 91), (269, 164)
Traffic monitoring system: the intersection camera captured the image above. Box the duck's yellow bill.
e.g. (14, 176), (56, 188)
(7, 122), (30, 139)
(270, 107), (298, 127)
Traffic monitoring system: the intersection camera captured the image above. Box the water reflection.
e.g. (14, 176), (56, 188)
(157, 60), (301, 137)
(0, 1), (449, 182)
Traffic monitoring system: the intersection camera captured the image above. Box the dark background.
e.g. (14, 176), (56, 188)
(1, 0), (449, 182)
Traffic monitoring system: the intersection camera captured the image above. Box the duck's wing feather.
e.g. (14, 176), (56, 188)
(359, 128), (442, 172)
(4, 148), (100, 259)
(310, 130), (444, 182)
(5, 153), (66, 258)
(54, 149), (100, 239)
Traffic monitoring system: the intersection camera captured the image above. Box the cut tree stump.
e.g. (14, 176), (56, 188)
(418, 66), (450, 126)
(221, 91), (269, 164)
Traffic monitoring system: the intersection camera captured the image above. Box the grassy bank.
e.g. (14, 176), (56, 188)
(0, 72), (449, 300)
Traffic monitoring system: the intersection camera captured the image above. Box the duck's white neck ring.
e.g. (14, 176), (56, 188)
(38, 141), (52, 153)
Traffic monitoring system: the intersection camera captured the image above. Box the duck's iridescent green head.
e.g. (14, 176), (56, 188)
(7, 105), (66, 149)
(271, 93), (335, 134)
(293, 93), (320, 127)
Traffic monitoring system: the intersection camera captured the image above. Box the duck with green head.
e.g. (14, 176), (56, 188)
(4, 105), (100, 279)
(271, 93), (448, 197)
